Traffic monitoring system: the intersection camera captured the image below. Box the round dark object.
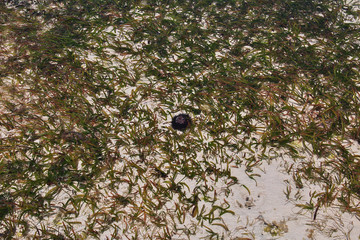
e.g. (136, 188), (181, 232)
(171, 114), (192, 131)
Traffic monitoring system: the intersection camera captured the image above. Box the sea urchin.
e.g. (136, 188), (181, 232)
(171, 114), (192, 131)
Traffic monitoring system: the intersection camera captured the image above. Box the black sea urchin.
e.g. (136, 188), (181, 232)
(171, 114), (192, 131)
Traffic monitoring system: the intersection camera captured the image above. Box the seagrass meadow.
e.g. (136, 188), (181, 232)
(0, 0), (360, 239)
